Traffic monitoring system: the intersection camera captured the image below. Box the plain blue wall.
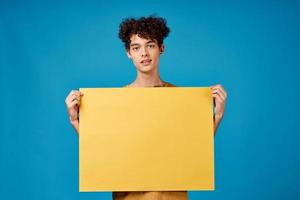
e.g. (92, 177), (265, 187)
(1, 0), (299, 199)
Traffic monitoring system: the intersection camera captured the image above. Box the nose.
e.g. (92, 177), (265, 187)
(140, 46), (149, 57)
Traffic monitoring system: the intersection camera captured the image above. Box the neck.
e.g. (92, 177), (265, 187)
(130, 68), (165, 87)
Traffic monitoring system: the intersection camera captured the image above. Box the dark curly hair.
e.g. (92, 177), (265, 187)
(118, 15), (170, 50)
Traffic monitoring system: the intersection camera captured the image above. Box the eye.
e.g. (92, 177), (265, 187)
(147, 44), (155, 48)
(132, 47), (139, 51)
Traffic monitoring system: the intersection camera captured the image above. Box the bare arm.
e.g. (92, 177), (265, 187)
(70, 119), (79, 135)
(213, 115), (223, 135)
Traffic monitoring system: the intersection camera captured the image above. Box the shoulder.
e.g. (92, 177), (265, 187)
(164, 82), (176, 87)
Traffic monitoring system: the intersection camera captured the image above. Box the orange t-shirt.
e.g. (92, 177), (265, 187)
(123, 82), (175, 88)
(112, 82), (188, 200)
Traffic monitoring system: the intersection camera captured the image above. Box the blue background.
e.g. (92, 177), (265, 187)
(1, 0), (299, 199)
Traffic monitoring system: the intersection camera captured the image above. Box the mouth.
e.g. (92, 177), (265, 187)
(140, 59), (152, 65)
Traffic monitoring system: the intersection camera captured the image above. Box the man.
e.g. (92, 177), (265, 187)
(65, 15), (227, 200)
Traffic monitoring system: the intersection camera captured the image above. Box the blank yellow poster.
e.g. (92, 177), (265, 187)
(79, 87), (214, 192)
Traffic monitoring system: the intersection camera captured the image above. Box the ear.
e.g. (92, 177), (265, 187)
(126, 50), (132, 59)
(160, 44), (165, 54)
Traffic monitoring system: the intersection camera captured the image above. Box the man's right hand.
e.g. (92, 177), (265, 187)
(65, 90), (84, 130)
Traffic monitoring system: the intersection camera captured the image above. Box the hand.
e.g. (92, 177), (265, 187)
(210, 84), (227, 120)
(65, 90), (84, 123)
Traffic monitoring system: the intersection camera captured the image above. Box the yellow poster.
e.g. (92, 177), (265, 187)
(79, 87), (214, 192)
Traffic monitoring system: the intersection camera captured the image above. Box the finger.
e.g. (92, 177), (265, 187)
(73, 95), (81, 101)
(68, 99), (80, 109)
(216, 86), (227, 97)
(212, 87), (226, 99)
(212, 92), (225, 102)
(212, 88), (225, 97)
(66, 90), (79, 102)
(212, 94), (224, 104)
(211, 85), (227, 97)
(71, 93), (80, 99)
(70, 90), (81, 96)
(216, 91), (225, 101)
(69, 92), (82, 102)
(66, 95), (80, 106)
(65, 91), (74, 102)
(71, 96), (81, 104)
(70, 90), (78, 96)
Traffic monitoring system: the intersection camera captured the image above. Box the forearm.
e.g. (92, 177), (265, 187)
(213, 114), (223, 136)
(70, 120), (79, 135)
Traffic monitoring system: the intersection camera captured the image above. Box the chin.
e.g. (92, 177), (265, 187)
(138, 65), (155, 73)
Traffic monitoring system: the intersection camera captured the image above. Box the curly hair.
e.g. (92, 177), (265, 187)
(118, 15), (170, 50)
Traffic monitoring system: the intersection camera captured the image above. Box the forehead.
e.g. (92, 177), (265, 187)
(130, 34), (156, 45)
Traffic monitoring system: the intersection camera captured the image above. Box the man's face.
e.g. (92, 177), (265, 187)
(126, 34), (164, 73)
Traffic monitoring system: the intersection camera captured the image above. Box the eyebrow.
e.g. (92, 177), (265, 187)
(130, 40), (155, 47)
